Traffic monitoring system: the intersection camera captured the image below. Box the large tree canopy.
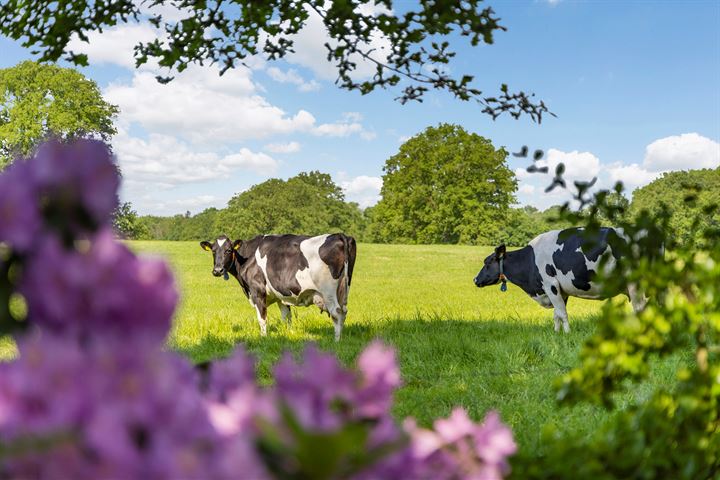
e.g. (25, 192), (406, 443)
(0, 60), (118, 168)
(0, 1), (550, 122)
(214, 171), (365, 240)
(370, 124), (516, 244)
(631, 168), (720, 247)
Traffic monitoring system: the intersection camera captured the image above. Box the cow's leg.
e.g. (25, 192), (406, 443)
(627, 283), (647, 313)
(279, 303), (292, 326)
(546, 285), (570, 333)
(331, 309), (346, 342)
(250, 294), (268, 336)
(320, 292), (345, 342)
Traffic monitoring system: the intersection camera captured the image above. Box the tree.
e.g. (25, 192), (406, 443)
(370, 124), (516, 244)
(593, 190), (630, 226)
(499, 206), (546, 246)
(0, 1), (551, 122)
(111, 201), (148, 240)
(0, 61), (118, 168)
(631, 168), (720, 247)
(214, 171), (365, 240)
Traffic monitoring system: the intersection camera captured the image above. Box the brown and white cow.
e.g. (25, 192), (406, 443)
(201, 233), (356, 341)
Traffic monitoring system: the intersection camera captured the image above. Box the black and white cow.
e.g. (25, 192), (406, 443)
(474, 227), (646, 332)
(201, 233), (357, 340)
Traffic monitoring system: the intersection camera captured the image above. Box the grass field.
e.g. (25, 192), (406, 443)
(128, 240), (688, 459)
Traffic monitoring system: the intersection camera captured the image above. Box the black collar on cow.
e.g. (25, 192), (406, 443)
(499, 258), (507, 292)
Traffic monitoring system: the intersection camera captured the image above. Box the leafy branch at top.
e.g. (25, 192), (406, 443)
(0, 0), (553, 122)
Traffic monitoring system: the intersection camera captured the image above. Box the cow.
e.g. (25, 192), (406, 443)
(473, 227), (647, 333)
(200, 233), (356, 341)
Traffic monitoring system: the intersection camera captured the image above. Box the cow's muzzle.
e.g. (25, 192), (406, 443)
(212, 268), (224, 277)
(474, 275), (494, 287)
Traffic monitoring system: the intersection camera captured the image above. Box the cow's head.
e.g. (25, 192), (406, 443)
(200, 235), (242, 277)
(474, 244), (506, 287)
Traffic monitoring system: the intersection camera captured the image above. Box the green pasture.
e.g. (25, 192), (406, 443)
(130, 241), (688, 458)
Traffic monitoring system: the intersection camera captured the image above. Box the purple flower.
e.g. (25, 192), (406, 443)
(0, 334), (266, 480)
(204, 347), (276, 438)
(273, 345), (357, 432)
(402, 408), (517, 480)
(355, 341), (401, 418)
(31, 140), (119, 229)
(0, 333), (88, 437)
(0, 160), (41, 252)
(206, 346), (256, 401)
(19, 230), (177, 342)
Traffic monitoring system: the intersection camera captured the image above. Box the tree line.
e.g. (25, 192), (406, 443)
(133, 124), (719, 247)
(3, 62), (713, 248)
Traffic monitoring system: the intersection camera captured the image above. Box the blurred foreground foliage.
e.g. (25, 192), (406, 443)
(509, 158), (719, 479)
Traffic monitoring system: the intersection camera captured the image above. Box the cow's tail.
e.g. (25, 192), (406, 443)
(337, 234), (357, 313)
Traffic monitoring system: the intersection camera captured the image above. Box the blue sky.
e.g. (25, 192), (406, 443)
(1, 0), (719, 215)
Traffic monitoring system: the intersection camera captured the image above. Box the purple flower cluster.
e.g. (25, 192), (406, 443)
(18, 230), (176, 341)
(0, 334), (262, 480)
(403, 409), (517, 479)
(0, 160), (42, 251)
(0, 140), (516, 479)
(0, 140), (118, 253)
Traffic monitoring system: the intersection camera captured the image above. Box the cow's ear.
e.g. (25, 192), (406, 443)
(200, 241), (212, 252)
(495, 244), (506, 259)
(232, 240), (242, 251)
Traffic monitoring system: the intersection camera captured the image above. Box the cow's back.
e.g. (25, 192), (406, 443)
(530, 227), (624, 299)
(254, 233), (355, 306)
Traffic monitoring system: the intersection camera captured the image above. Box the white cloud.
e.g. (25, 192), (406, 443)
(105, 67), (319, 144)
(138, 2), (194, 22)
(355, 2), (393, 16)
(517, 149), (602, 210)
(284, 3), (392, 81)
(105, 62), (372, 143)
(266, 66), (321, 92)
(540, 148), (601, 180)
(514, 167), (532, 180)
(114, 129), (278, 187)
(264, 141), (301, 154)
(68, 24), (158, 69)
(132, 194), (226, 216)
(343, 112), (363, 122)
(601, 133), (719, 193)
(340, 175), (383, 208)
(518, 184), (535, 194)
(643, 133), (719, 172)
(313, 121), (363, 137)
(606, 162), (663, 191)
(517, 133), (719, 209)
(312, 112), (374, 138)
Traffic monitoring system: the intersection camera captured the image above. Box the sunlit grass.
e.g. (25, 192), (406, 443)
(130, 241), (688, 455)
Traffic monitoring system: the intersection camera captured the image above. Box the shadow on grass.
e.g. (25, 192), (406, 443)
(176, 313), (601, 391)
